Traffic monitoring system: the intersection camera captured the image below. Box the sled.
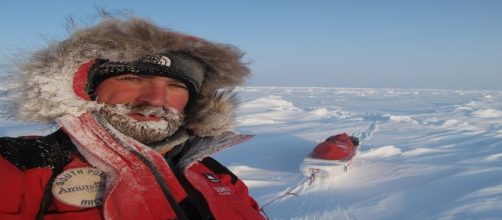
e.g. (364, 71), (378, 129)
(300, 133), (359, 178)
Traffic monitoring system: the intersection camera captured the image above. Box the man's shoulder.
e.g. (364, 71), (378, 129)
(0, 130), (75, 170)
(199, 157), (239, 185)
(178, 132), (253, 169)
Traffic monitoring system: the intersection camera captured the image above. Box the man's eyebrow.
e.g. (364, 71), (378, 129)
(136, 74), (153, 78)
(169, 79), (185, 84)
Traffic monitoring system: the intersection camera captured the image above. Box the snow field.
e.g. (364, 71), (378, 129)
(2, 86), (501, 219)
(216, 87), (502, 220)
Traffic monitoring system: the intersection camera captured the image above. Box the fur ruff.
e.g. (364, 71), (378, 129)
(12, 17), (250, 137)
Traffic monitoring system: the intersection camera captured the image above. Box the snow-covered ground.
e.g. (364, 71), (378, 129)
(2, 87), (502, 219)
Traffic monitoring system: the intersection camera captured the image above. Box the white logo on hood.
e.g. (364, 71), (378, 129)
(158, 56), (171, 67)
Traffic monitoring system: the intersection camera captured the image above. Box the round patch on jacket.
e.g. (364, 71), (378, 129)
(51, 167), (106, 208)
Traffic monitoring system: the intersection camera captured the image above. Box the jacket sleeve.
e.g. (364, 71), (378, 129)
(0, 155), (53, 219)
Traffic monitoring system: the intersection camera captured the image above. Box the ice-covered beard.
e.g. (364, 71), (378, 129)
(98, 104), (185, 144)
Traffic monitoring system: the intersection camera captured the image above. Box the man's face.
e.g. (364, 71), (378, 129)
(95, 74), (190, 116)
(94, 74), (190, 144)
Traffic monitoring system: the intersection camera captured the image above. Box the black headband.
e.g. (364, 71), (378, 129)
(86, 51), (207, 100)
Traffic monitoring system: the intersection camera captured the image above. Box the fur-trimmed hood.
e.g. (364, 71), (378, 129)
(15, 17), (250, 137)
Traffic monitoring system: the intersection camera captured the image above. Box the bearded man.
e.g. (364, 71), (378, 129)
(0, 17), (265, 220)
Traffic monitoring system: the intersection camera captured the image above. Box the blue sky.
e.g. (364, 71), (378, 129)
(1, 0), (501, 90)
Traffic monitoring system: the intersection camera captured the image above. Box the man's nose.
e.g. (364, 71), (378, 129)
(136, 81), (167, 107)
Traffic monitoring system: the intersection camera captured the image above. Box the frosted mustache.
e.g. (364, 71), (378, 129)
(103, 104), (179, 118)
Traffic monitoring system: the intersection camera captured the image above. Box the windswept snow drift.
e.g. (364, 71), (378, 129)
(1, 87), (501, 220)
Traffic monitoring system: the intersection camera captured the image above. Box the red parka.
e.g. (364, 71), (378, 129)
(0, 130), (264, 220)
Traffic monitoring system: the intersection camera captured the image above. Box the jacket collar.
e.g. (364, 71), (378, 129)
(175, 132), (253, 171)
